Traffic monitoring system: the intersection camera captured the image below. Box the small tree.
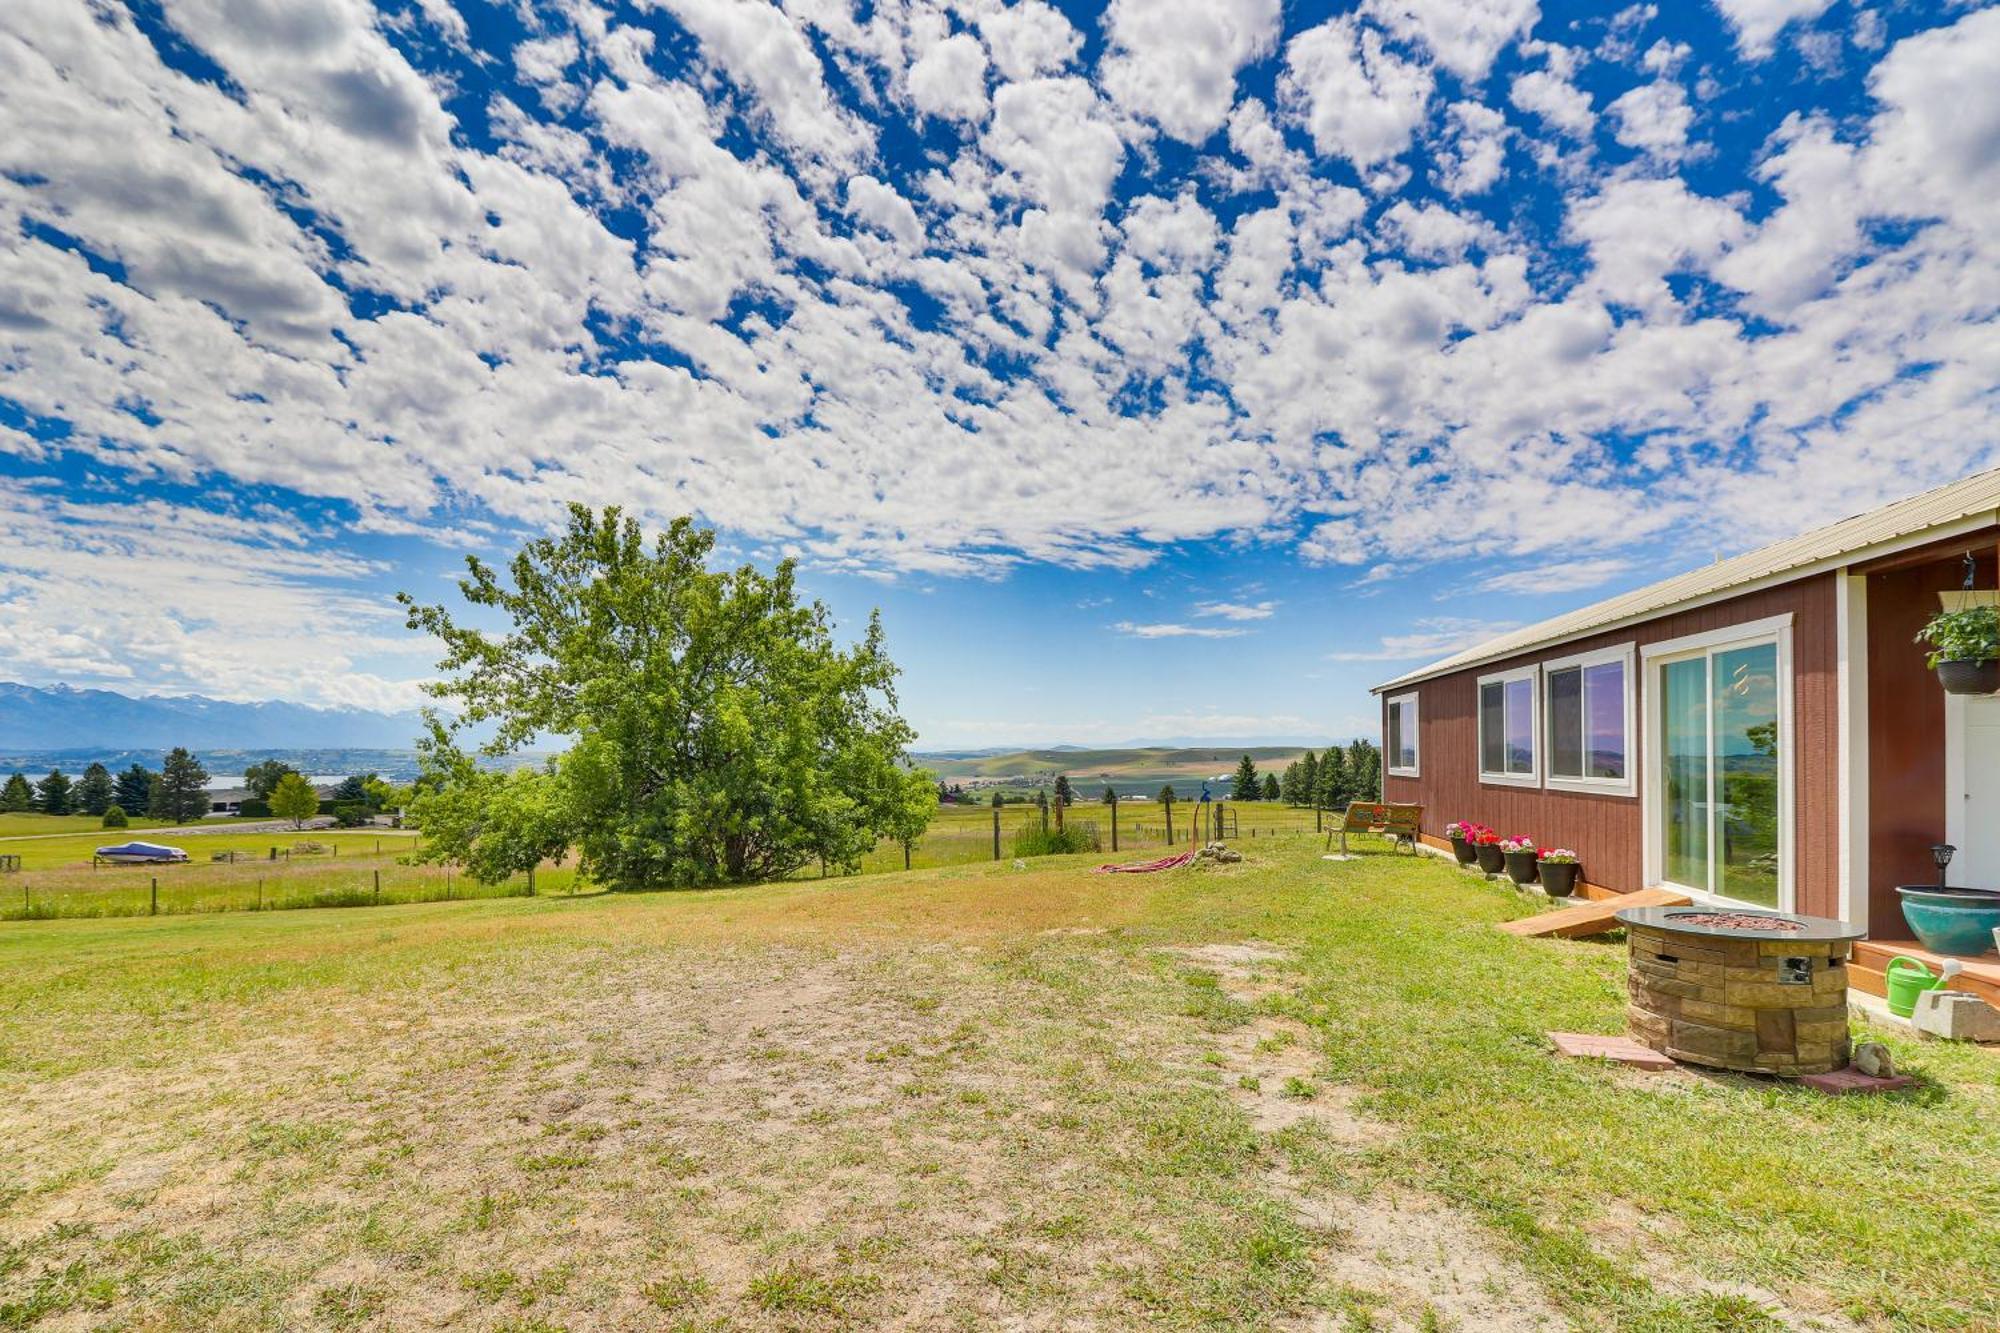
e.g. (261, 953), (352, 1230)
(270, 772), (321, 830)
(1299, 750), (1319, 806)
(1158, 783), (1175, 805)
(116, 764), (157, 812)
(1261, 773), (1280, 802)
(1231, 755), (1260, 801)
(1102, 785), (1117, 804)
(75, 762), (115, 816)
(149, 747), (211, 823)
(1052, 774), (1074, 807)
(35, 769), (72, 816)
(0, 772), (32, 812)
(101, 804), (129, 829)
(1346, 739), (1382, 801)
(989, 790), (1003, 808)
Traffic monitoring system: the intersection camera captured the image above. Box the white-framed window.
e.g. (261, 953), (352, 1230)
(1641, 615), (1794, 912)
(1477, 666), (1540, 786)
(1384, 692), (1419, 777)
(1543, 644), (1636, 796)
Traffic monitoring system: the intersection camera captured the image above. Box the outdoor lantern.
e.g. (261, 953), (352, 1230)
(1931, 843), (1956, 889)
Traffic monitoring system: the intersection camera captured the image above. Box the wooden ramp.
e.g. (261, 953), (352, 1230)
(1496, 887), (1692, 939)
(1851, 939), (2000, 1009)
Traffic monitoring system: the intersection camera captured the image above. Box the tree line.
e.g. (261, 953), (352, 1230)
(0, 751), (408, 830)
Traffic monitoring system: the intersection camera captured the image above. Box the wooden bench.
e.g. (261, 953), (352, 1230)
(1327, 802), (1424, 857)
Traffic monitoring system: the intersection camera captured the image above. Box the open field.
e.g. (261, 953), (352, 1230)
(0, 814), (265, 839)
(917, 746), (1318, 785)
(3, 842), (1995, 1331)
(0, 830), (581, 920)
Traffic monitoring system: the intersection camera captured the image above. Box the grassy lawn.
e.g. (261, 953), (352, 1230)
(2, 842), (1994, 1330)
(0, 814), (266, 839)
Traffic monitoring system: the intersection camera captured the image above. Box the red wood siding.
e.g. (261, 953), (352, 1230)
(1863, 552), (1993, 928)
(1382, 574), (1840, 916)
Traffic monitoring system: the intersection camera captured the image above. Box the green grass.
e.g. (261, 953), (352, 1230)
(0, 813), (265, 838)
(1, 842), (1993, 1329)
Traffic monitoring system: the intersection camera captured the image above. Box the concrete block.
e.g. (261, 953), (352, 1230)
(1912, 990), (2000, 1043)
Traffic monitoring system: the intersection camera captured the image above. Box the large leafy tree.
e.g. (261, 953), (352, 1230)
(401, 506), (937, 890)
(35, 769), (72, 815)
(115, 764), (157, 812)
(75, 762), (115, 816)
(1230, 754), (1260, 801)
(0, 772), (32, 812)
(242, 759), (300, 801)
(149, 747), (211, 823)
(409, 754), (572, 885)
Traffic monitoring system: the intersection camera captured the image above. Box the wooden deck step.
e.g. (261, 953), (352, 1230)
(1851, 939), (2000, 1008)
(1496, 887), (1692, 939)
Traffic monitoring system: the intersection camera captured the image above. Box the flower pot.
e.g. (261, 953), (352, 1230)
(1449, 836), (1478, 866)
(1936, 659), (2000, 695)
(1895, 885), (2000, 956)
(1474, 843), (1505, 875)
(1538, 861), (1580, 898)
(1503, 849), (1539, 885)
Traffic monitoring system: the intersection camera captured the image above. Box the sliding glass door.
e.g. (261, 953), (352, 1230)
(1653, 635), (1785, 908)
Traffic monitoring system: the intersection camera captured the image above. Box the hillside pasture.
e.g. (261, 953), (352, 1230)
(0, 812), (264, 838)
(1, 841), (1994, 1330)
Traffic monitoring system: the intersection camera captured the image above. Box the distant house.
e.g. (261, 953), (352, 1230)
(1371, 466), (2000, 941)
(207, 787), (251, 816)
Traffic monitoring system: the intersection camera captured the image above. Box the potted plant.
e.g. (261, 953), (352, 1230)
(1473, 829), (1506, 875)
(1537, 847), (1581, 898)
(1500, 836), (1540, 885)
(1917, 605), (2000, 695)
(1445, 821), (1482, 866)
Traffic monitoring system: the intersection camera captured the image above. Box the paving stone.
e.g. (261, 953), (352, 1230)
(1548, 1031), (1676, 1070)
(1798, 1066), (1915, 1096)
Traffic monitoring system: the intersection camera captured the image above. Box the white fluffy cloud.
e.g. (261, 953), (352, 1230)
(1280, 16), (1435, 170)
(1710, 0), (1835, 58)
(1099, 0), (1281, 144)
(1, 0), (1997, 710)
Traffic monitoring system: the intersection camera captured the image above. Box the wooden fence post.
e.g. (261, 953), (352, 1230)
(1163, 797), (1173, 846)
(992, 807), (1000, 860)
(150, 877), (158, 916)
(903, 838), (911, 871)
(256, 879), (263, 911)
(373, 869), (381, 903)
(1110, 797), (1118, 852)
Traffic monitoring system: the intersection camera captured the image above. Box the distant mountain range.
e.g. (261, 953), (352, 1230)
(0, 682), (424, 751)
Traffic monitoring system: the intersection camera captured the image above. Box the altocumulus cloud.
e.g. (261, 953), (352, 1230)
(0, 0), (1996, 640)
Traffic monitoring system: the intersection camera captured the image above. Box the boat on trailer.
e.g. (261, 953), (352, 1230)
(94, 841), (190, 864)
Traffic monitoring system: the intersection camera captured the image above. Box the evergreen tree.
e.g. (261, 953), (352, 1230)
(1052, 774), (1074, 807)
(990, 790), (1003, 808)
(149, 747), (211, 823)
(1316, 747), (1349, 810)
(116, 764), (157, 812)
(1230, 754), (1260, 801)
(333, 773), (376, 805)
(75, 762), (115, 816)
(0, 772), (32, 812)
(1346, 739), (1381, 801)
(35, 769), (73, 815)
(101, 804), (128, 828)
(1260, 773), (1280, 802)
(1280, 760), (1301, 805)
(1158, 783), (1175, 805)
(1299, 750), (1319, 806)
(1102, 785), (1117, 804)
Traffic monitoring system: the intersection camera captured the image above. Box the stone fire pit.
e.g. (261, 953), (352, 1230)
(1614, 905), (1864, 1075)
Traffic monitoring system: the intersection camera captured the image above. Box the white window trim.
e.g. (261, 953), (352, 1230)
(1385, 691), (1420, 777)
(1476, 665), (1542, 788)
(1639, 615), (1795, 913)
(1542, 643), (1637, 797)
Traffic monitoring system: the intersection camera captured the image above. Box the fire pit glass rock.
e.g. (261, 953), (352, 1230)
(1614, 906), (1863, 1075)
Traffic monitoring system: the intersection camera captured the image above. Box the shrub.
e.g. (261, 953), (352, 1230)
(101, 805), (128, 828)
(238, 798), (272, 818)
(331, 802), (371, 828)
(1012, 822), (1101, 857)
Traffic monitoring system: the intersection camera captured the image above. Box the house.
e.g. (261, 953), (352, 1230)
(1370, 466), (2000, 958)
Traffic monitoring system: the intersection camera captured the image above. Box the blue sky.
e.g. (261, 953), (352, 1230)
(1, 0), (1995, 749)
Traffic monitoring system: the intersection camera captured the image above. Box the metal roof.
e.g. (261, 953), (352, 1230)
(1371, 465), (2000, 694)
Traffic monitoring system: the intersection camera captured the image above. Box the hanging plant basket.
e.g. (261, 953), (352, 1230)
(1474, 843), (1506, 875)
(1538, 861), (1580, 898)
(1503, 849), (1540, 885)
(1449, 835), (1478, 866)
(1936, 659), (2000, 696)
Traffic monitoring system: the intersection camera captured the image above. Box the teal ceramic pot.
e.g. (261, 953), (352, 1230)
(1896, 886), (2000, 957)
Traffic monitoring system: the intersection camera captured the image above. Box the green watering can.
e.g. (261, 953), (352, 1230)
(1884, 956), (1958, 1018)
